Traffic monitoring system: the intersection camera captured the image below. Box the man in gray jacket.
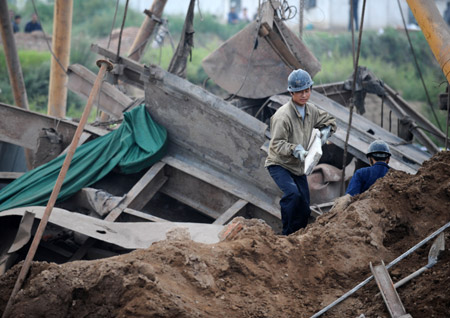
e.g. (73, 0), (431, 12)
(265, 69), (336, 235)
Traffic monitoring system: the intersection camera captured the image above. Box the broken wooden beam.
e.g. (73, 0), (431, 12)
(213, 199), (247, 225)
(370, 261), (413, 318)
(67, 64), (133, 119)
(0, 172), (24, 183)
(0, 102), (106, 152)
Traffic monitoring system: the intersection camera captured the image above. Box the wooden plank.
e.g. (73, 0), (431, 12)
(0, 102), (106, 151)
(213, 199), (247, 225)
(71, 162), (167, 260)
(67, 64), (132, 119)
(106, 161), (167, 221)
(123, 208), (170, 223)
(60, 132), (91, 156)
(260, 0), (277, 28)
(126, 162), (167, 211)
(160, 187), (221, 219)
(370, 261), (412, 318)
(0, 172), (24, 181)
(162, 156), (280, 219)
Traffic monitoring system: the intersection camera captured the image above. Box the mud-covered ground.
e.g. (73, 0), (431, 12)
(0, 151), (449, 318)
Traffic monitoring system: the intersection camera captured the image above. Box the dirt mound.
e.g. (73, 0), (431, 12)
(1, 152), (449, 318)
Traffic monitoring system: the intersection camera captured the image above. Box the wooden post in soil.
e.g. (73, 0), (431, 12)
(0, 0), (29, 111)
(1, 59), (113, 318)
(0, 0), (33, 169)
(47, 0), (73, 118)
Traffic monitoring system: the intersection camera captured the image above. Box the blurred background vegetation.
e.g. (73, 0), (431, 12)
(0, 0), (447, 130)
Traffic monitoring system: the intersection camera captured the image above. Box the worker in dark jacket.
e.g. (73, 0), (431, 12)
(24, 13), (42, 33)
(332, 140), (391, 211)
(265, 69), (337, 235)
(346, 140), (391, 196)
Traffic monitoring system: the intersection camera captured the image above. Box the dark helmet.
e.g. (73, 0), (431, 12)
(367, 140), (391, 159)
(287, 69), (314, 92)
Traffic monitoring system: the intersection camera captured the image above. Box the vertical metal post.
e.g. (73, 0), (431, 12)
(47, 0), (73, 118)
(389, 110), (392, 132)
(341, 0), (367, 195)
(299, 0), (304, 39)
(1, 60), (113, 318)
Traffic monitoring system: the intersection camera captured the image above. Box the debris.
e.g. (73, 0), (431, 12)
(0, 151), (448, 317)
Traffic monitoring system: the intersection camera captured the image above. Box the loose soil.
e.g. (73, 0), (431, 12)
(1, 152), (449, 318)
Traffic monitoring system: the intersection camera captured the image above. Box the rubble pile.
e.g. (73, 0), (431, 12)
(0, 151), (449, 318)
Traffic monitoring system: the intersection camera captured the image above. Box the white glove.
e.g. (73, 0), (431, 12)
(293, 144), (308, 162)
(320, 126), (332, 145)
(330, 194), (352, 212)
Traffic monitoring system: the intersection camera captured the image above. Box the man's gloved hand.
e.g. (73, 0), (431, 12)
(330, 194), (352, 212)
(292, 144), (308, 162)
(320, 126), (332, 145)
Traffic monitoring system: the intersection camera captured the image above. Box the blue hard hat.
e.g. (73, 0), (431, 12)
(367, 140), (391, 159)
(287, 69), (314, 92)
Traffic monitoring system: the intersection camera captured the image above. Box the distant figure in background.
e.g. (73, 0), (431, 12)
(228, 7), (239, 25)
(13, 15), (21, 33)
(444, 2), (450, 26)
(240, 7), (251, 23)
(25, 13), (42, 33)
(348, 0), (359, 31)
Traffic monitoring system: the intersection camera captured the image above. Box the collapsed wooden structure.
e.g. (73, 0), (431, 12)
(0, 0), (444, 270)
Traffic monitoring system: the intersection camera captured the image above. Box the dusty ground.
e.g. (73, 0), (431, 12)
(0, 151), (449, 318)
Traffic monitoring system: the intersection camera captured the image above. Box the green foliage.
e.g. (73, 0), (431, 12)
(305, 29), (447, 143)
(4, 0), (447, 133)
(0, 50), (51, 111)
(16, 0), (144, 38)
(165, 13), (248, 42)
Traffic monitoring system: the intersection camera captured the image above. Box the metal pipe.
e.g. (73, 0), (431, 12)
(2, 60), (113, 318)
(406, 0), (450, 85)
(341, 0), (367, 195)
(310, 221), (450, 318)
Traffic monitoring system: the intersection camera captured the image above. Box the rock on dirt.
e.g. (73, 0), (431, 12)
(0, 152), (449, 318)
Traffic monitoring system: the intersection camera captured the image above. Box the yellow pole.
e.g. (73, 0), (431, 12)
(406, 0), (450, 84)
(47, 0), (73, 118)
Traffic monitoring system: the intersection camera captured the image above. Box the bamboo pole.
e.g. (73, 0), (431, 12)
(1, 60), (113, 318)
(47, 0), (73, 118)
(128, 0), (168, 62)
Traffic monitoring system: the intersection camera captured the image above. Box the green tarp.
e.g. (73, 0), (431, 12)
(0, 105), (167, 211)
